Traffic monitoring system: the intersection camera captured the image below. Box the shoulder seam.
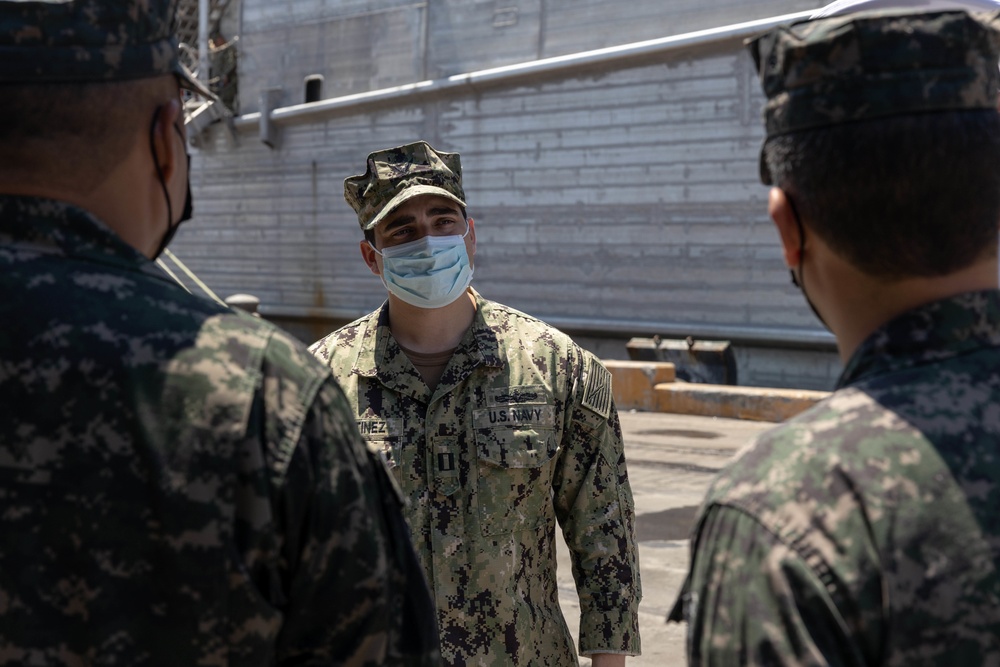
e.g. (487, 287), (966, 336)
(700, 499), (842, 595)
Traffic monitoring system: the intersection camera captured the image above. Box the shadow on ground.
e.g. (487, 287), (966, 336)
(635, 505), (700, 542)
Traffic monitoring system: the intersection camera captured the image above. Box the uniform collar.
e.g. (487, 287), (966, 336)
(0, 195), (167, 282)
(351, 288), (505, 397)
(838, 290), (1000, 389)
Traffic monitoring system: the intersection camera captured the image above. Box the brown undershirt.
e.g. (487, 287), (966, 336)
(397, 342), (457, 391)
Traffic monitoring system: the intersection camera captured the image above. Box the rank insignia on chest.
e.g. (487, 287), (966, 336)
(437, 451), (456, 472)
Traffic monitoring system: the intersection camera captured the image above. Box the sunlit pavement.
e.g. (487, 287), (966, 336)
(558, 411), (773, 666)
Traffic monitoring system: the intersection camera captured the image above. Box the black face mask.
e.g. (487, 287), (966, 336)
(149, 115), (193, 260)
(786, 195), (829, 331)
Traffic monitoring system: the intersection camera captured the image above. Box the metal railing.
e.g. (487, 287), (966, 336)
(228, 9), (814, 132)
(189, 8), (837, 350)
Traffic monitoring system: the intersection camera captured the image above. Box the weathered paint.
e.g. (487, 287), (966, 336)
(171, 0), (840, 390)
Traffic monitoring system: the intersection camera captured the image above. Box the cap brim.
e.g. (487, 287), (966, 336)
(364, 185), (468, 231)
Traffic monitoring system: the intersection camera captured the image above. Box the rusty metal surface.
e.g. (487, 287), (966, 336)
(169, 0), (842, 389)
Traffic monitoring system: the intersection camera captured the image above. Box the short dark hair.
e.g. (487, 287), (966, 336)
(0, 77), (176, 192)
(763, 110), (1000, 279)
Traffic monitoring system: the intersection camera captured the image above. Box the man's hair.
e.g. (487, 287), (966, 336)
(0, 77), (178, 194)
(763, 109), (1000, 279)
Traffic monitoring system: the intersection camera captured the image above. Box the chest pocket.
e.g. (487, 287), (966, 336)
(474, 412), (559, 536)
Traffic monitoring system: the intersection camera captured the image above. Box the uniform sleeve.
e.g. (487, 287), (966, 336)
(552, 352), (642, 657)
(680, 504), (868, 667)
(273, 377), (441, 665)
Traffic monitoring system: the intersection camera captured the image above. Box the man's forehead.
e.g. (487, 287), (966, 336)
(381, 194), (463, 224)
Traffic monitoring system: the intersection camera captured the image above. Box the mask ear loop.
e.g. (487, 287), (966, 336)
(785, 194), (830, 330)
(788, 196), (804, 289)
(172, 122), (193, 223)
(149, 110), (174, 235)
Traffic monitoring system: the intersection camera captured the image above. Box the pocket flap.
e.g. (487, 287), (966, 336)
(477, 428), (557, 469)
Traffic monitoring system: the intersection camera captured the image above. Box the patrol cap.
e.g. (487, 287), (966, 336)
(0, 0), (216, 100)
(345, 141), (467, 231)
(748, 9), (1000, 184)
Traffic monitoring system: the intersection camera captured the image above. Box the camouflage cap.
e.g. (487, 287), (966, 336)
(748, 9), (1000, 184)
(345, 141), (467, 231)
(0, 0), (215, 100)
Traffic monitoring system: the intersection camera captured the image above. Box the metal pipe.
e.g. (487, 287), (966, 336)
(198, 0), (210, 84)
(258, 305), (837, 350)
(232, 9), (814, 130)
(238, 8), (835, 353)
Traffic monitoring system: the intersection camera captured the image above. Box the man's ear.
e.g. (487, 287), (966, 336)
(150, 99), (183, 183)
(360, 239), (381, 276)
(466, 217), (476, 258)
(768, 187), (802, 269)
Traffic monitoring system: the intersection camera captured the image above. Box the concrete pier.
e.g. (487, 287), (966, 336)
(558, 410), (774, 666)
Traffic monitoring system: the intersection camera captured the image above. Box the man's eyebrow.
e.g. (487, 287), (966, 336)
(428, 206), (462, 217)
(381, 205), (463, 233)
(382, 214), (415, 233)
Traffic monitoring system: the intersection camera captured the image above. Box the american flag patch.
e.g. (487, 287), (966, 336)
(581, 357), (612, 420)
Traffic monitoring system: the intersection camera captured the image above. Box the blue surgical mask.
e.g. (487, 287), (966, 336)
(370, 226), (474, 309)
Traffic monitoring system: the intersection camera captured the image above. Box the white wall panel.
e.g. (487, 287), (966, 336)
(174, 0), (841, 389)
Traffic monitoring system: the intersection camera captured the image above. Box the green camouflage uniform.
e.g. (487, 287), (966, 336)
(0, 196), (439, 665)
(310, 288), (642, 666)
(671, 291), (1000, 664)
(670, 10), (1000, 665)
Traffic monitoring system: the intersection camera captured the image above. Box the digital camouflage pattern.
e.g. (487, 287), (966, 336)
(670, 291), (1000, 665)
(344, 142), (467, 231)
(310, 289), (642, 666)
(749, 9), (1000, 183)
(0, 0), (215, 99)
(0, 196), (440, 665)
